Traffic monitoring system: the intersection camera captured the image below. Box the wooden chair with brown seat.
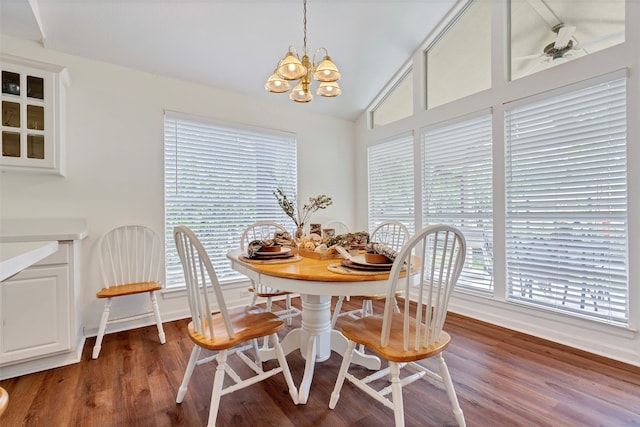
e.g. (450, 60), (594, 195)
(329, 224), (467, 427)
(92, 225), (166, 359)
(331, 220), (410, 327)
(173, 226), (298, 426)
(241, 222), (301, 328)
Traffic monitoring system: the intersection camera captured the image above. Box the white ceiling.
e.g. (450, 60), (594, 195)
(0, 0), (458, 121)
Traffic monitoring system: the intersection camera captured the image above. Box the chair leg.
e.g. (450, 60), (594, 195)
(362, 299), (372, 317)
(389, 362), (405, 427)
(249, 291), (258, 307)
(150, 291), (166, 344)
(251, 338), (261, 365)
(207, 350), (228, 427)
(331, 296), (345, 328)
(285, 294), (293, 326)
(329, 340), (356, 409)
(272, 333), (299, 404)
(437, 353), (466, 427)
(92, 298), (112, 359)
(176, 345), (202, 403)
(262, 296), (274, 349)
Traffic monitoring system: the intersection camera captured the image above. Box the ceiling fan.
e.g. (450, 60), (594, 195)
(514, 24), (624, 73)
(514, 24), (577, 64)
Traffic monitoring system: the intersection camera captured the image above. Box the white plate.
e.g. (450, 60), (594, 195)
(350, 254), (393, 267)
(255, 247), (291, 256)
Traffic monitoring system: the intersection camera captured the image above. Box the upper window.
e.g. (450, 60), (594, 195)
(371, 69), (413, 128)
(368, 132), (415, 234)
(421, 113), (493, 293)
(425, 0), (491, 109)
(510, 0), (625, 80)
(164, 111), (297, 289)
(505, 73), (628, 324)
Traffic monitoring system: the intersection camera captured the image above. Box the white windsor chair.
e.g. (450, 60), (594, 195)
(331, 220), (410, 327)
(174, 226), (298, 426)
(93, 224), (166, 359)
(329, 224), (467, 427)
(241, 221), (301, 330)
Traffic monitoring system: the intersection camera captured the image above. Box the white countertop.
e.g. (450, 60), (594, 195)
(0, 218), (88, 242)
(0, 241), (59, 281)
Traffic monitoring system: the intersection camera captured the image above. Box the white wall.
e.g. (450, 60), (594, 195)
(355, 2), (640, 366)
(0, 36), (356, 335)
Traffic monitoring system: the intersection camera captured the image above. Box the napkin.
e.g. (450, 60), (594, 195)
(365, 242), (398, 261)
(247, 232), (295, 257)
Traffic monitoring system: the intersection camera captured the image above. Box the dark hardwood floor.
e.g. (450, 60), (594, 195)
(2, 297), (640, 426)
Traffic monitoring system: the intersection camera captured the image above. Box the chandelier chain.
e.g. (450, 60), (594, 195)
(303, 0), (308, 55)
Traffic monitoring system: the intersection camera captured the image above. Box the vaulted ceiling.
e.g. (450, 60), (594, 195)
(0, 1), (625, 122)
(0, 0), (458, 121)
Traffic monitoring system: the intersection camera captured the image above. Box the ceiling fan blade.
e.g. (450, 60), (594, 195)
(554, 25), (576, 49)
(513, 53), (545, 61)
(573, 30), (624, 51)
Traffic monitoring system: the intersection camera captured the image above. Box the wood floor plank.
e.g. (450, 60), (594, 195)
(1, 296), (640, 426)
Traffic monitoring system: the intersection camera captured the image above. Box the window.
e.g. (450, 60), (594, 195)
(425, 0), (491, 109)
(422, 113), (493, 292)
(164, 111), (297, 288)
(368, 132), (415, 234)
(371, 69), (413, 128)
(505, 74), (628, 324)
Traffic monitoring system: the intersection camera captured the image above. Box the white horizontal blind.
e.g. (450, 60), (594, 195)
(164, 112), (297, 288)
(505, 76), (628, 324)
(422, 114), (493, 293)
(368, 132), (415, 234)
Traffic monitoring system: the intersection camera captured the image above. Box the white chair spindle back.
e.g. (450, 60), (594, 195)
(382, 224), (466, 351)
(174, 225), (234, 341)
(99, 225), (162, 288)
(370, 220), (410, 252)
(324, 220), (350, 235)
(240, 221), (289, 250)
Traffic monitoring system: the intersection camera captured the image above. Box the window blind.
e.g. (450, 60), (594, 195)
(421, 113), (493, 293)
(505, 76), (628, 324)
(164, 112), (297, 288)
(368, 132), (415, 234)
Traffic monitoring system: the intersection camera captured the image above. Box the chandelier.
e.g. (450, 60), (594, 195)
(264, 0), (341, 103)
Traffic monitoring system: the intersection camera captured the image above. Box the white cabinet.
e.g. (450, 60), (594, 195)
(0, 240), (84, 380)
(1, 54), (70, 175)
(0, 265), (69, 363)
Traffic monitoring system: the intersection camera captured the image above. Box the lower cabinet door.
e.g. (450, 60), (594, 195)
(0, 265), (70, 364)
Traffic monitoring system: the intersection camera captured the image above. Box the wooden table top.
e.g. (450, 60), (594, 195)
(227, 249), (392, 283)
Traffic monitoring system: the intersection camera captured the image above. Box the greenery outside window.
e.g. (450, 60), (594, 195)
(368, 132), (415, 234)
(505, 73), (628, 324)
(421, 113), (494, 293)
(164, 111), (297, 289)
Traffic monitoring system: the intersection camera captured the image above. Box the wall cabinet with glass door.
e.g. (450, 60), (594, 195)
(1, 54), (69, 175)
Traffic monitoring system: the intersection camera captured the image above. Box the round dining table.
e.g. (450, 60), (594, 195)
(227, 248), (395, 404)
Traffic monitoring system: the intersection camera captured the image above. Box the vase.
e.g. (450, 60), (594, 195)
(295, 225), (304, 240)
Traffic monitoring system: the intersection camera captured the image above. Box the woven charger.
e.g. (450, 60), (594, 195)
(241, 254), (303, 265)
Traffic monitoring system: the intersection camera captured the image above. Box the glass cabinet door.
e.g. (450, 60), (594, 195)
(0, 55), (68, 175)
(0, 55), (68, 174)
